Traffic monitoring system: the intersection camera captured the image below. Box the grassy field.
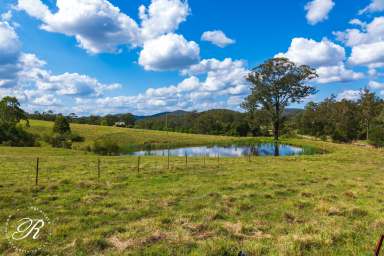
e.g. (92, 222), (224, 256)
(25, 120), (247, 151)
(1, 123), (384, 255)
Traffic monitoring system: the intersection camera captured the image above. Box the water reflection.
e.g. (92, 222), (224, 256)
(131, 143), (309, 157)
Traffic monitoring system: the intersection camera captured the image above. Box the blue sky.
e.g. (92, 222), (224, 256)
(0, 0), (384, 115)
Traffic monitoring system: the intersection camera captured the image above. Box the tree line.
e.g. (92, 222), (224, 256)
(29, 111), (136, 127)
(296, 90), (384, 146)
(135, 109), (251, 136)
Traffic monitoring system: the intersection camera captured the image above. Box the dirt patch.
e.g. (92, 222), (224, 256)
(108, 236), (134, 251)
(108, 231), (167, 251)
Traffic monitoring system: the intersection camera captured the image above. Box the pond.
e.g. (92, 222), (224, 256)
(130, 143), (317, 157)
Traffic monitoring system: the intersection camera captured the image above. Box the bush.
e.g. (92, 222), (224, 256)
(369, 123), (384, 147)
(91, 137), (120, 155)
(331, 129), (351, 143)
(0, 123), (36, 146)
(143, 142), (153, 151)
(45, 133), (72, 149)
(70, 133), (85, 142)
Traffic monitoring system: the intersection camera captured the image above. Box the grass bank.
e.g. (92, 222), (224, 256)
(26, 120), (254, 152)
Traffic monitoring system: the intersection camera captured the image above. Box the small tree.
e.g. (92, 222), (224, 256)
(242, 58), (318, 141)
(358, 88), (382, 140)
(368, 109), (384, 147)
(368, 123), (384, 147)
(53, 115), (71, 134)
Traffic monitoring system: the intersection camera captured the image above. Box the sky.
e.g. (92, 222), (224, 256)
(1, 0), (384, 115)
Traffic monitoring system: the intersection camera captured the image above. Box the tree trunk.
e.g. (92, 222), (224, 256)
(366, 119), (369, 141)
(274, 104), (280, 141)
(274, 142), (280, 156)
(273, 120), (279, 141)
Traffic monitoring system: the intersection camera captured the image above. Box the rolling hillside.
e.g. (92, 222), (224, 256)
(25, 120), (248, 151)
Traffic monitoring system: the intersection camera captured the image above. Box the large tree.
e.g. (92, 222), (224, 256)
(242, 58), (318, 141)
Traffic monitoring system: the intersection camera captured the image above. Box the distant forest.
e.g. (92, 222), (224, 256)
(28, 108), (302, 137)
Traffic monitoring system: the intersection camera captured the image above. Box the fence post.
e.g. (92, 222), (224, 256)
(185, 152), (188, 168)
(167, 148), (170, 170)
(35, 157), (39, 186)
(97, 159), (101, 181)
(375, 235), (384, 256)
(137, 156), (141, 174)
(217, 153), (220, 168)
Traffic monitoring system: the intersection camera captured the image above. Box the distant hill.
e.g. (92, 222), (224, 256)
(283, 108), (304, 117)
(135, 108), (303, 120)
(134, 110), (190, 120)
(135, 108), (248, 136)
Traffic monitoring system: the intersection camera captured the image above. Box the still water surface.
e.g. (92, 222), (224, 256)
(131, 143), (314, 157)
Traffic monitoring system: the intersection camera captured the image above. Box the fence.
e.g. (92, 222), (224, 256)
(0, 153), (256, 189)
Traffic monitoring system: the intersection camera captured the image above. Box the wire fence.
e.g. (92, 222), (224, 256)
(0, 153), (255, 189)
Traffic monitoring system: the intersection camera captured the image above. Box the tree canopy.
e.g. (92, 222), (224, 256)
(53, 115), (71, 134)
(0, 96), (35, 146)
(242, 58), (318, 140)
(0, 96), (29, 126)
(358, 88), (382, 140)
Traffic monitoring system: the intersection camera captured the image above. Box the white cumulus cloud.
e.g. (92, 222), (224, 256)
(334, 16), (384, 47)
(1, 11), (13, 22)
(369, 80), (384, 89)
(201, 30), (235, 48)
(305, 0), (335, 25)
(32, 94), (61, 106)
(276, 37), (345, 67)
(139, 33), (200, 71)
(316, 65), (364, 83)
(359, 0), (384, 14)
(139, 0), (190, 41)
(17, 0), (51, 20)
(349, 41), (384, 67)
(17, 0), (141, 54)
(335, 16), (384, 72)
(337, 90), (361, 101)
(277, 37), (363, 84)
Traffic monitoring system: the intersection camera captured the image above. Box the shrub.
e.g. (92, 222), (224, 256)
(91, 137), (120, 155)
(331, 129), (351, 143)
(235, 122), (250, 137)
(143, 142), (153, 151)
(46, 133), (72, 149)
(368, 123), (384, 147)
(0, 123), (36, 146)
(70, 133), (85, 142)
(53, 115), (71, 134)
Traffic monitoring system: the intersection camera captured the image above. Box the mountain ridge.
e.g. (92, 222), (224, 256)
(134, 108), (303, 120)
